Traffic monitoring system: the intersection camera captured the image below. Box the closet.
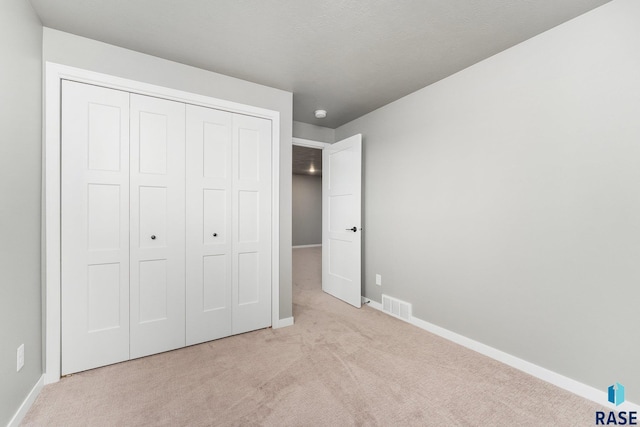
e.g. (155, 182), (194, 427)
(61, 80), (272, 375)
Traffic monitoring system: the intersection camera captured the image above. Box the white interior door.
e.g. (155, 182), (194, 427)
(232, 114), (272, 334)
(129, 94), (186, 358)
(322, 134), (362, 307)
(185, 105), (233, 345)
(61, 81), (130, 375)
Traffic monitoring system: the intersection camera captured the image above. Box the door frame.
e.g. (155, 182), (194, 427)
(44, 62), (281, 384)
(292, 137), (330, 150)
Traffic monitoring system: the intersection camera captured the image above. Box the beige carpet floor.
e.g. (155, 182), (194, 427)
(23, 247), (606, 426)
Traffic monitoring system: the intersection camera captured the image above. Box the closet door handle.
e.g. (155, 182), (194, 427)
(150, 235), (156, 240)
(346, 227), (357, 232)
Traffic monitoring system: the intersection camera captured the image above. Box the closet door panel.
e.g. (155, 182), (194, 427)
(138, 112), (168, 174)
(138, 186), (168, 248)
(186, 105), (233, 345)
(203, 189), (227, 245)
(130, 94), (186, 358)
(232, 114), (272, 334)
(203, 254), (227, 311)
(61, 80), (130, 375)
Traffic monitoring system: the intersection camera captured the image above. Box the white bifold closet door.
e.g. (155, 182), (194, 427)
(231, 114), (272, 334)
(129, 94), (186, 359)
(62, 80), (272, 375)
(186, 106), (272, 344)
(61, 81), (131, 375)
(185, 106), (233, 345)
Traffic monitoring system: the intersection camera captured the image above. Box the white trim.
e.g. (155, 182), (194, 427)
(270, 107), (281, 337)
(292, 137), (331, 149)
(274, 316), (294, 328)
(363, 296), (640, 411)
(44, 62), (281, 384)
(8, 374), (45, 427)
(44, 64), (61, 385)
(292, 244), (322, 249)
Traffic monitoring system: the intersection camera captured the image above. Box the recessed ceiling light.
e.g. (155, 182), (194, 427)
(314, 109), (327, 119)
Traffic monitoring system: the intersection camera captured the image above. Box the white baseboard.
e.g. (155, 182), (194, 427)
(292, 244), (321, 249)
(361, 296), (639, 411)
(8, 374), (44, 427)
(274, 316), (294, 328)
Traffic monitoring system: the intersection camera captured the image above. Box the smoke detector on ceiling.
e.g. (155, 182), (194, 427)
(314, 109), (327, 119)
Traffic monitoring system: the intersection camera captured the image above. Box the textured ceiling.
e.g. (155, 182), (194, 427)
(293, 146), (322, 176)
(29, 0), (611, 128)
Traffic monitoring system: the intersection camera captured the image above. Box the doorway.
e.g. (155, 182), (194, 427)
(291, 135), (363, 309)
(291, 138), (328, 305)
(291, 135), (363, 308)
(292, 144), (323, 249)
(44, 63), (281, 383)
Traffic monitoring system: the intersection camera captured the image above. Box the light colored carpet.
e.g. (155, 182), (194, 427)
(23, 247), (605, 426)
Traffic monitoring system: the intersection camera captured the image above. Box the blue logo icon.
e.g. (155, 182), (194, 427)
(608, 382), (625, 406)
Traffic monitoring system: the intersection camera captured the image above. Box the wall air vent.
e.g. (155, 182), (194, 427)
(381, 294), (412, 322)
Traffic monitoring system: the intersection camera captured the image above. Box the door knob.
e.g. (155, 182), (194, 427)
(151, 235), (156, 240)
(346, 227), (357, 232)
(213, 233), (218, 237)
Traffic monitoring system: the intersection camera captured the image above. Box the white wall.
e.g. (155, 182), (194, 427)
(42, 28), (294, 320)
(0, 1), (43, 424)
(336, 0), (640, 404)
(293, 121), (335, 143)
(292, 174), (322, 246)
